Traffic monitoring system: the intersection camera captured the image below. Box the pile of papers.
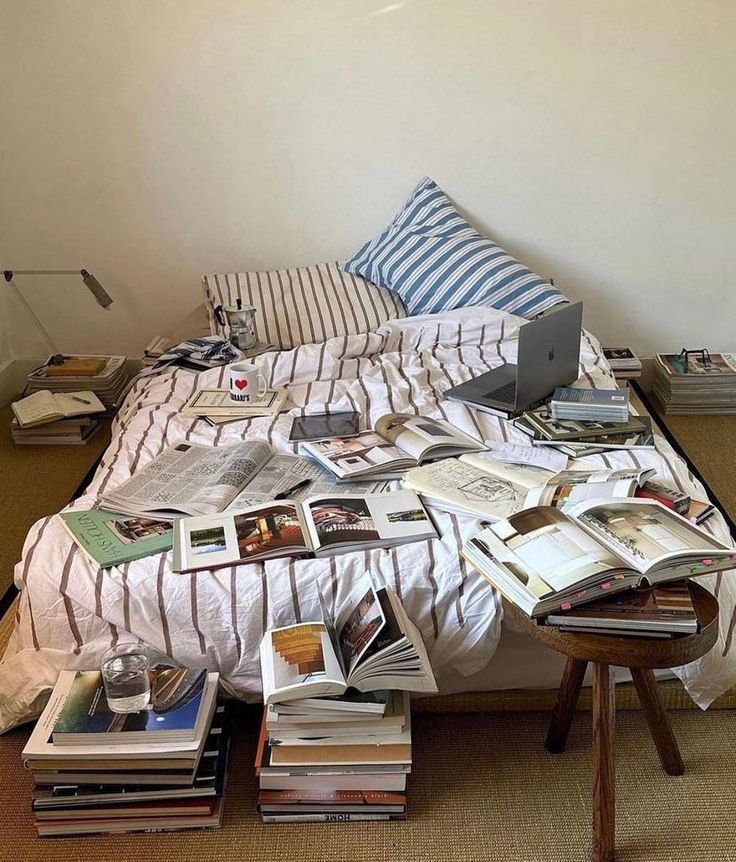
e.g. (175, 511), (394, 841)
(653, 352), (736, 414)
(549, 387), (630, 422)
(23, 669), (229, 837)
(26, 355), (129, 409)
(602, 347), (642, 379)
(256, 691), (411, 823)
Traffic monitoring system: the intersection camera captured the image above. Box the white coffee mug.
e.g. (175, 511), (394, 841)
(228, 362), (267, 402)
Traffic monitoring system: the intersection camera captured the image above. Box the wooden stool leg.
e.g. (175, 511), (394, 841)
(546, 657), (588, 753)
(631, 668), (685, 776)
(593, 663), (616, 862)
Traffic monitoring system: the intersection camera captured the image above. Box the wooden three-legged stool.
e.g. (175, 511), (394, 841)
(504, 583), (719, 862)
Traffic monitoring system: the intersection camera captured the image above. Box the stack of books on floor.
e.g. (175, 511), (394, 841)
(514, 405), (654, 456)
(549, 386), (630, 423)
(254, 580), (438, 823)
(11, 390), (106, 445)
(462, 497), (735, 636)
(23, 668), (229, 837)
(653, 352), (736, 414)
(256, 690), (412, 823)
(602, 347), (642, 380)
(26, 355), (129, 410)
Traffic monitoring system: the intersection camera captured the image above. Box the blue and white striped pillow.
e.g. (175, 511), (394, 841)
(343, 177), (567, 319)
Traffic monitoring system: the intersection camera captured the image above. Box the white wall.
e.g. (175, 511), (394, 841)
(1, 0), (734, 357)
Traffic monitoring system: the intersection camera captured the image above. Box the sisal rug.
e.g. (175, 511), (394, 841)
(0, 706), (735, 862)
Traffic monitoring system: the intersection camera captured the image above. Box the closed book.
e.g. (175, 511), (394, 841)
(57, 509), (173, 568)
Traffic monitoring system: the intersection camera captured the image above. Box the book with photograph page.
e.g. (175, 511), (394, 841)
(259, 581), (437, 704)
(462, 499), (735, 618)
(101, 440), (386, 519)
(172, 490), (436, 573)
(546, 582), (700, 635)
(57, 510), (173, 568)
(403, 453), (654, 520)
(299, 412), (484, 480)
(51, 668), (213, 746)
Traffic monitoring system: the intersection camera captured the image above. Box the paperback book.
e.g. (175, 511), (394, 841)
(179, 387), (288, 418)
(172, 490), (436, 572)
(259, 581), (438, 702)
(462, 499), (734, 618)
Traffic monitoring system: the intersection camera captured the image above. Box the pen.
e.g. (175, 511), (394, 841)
(274, 479), (312, 500)
(69, 395), (91, 405)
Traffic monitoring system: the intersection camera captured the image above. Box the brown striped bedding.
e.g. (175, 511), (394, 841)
(1, 306), (735, 732)
(201, 261), (408, 349)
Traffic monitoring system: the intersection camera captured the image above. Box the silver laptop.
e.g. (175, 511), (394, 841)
(445, 301), (583, 415)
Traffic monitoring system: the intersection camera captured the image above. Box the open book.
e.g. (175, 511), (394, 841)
(100, 441), (387, 519)
(259, 581), (438, 703)
(172, 490), (437, 572)
(12, 390), (106, 429)
(300, 413), (484, 480)
(404, 452), (655, 520)
(462, 499), (734, 618)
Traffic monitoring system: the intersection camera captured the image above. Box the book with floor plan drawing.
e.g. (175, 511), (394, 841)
(259, 581), (437, 703)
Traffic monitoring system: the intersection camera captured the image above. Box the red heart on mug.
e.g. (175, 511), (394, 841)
(234, 379), (249, 390)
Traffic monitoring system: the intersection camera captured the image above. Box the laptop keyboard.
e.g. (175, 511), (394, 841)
(486, 381), (517, 402)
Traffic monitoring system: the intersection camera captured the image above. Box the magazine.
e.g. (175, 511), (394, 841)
(461, 499), (734, 618)
(259, 581), (438, 703)
(300, 413), (484, 480)
(403, 452), (654, 520)
(172, 490), (437, 572)
(100, 441), (387, 519)
(57, 510), (173, 568)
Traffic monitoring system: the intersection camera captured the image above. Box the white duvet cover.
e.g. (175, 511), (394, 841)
(2, 307), (735, 731)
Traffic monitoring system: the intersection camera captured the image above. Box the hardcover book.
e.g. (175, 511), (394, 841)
(57, 509), (173, 568)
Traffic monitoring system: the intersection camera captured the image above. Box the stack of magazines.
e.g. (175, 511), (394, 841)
(23, 669), (230, 837)
(653, 352), (736, 414)
(602, 347), (642, 379)
(26, 355), (129, 410)
(549, 387), (630, 423)
(255, 581), (437, 823)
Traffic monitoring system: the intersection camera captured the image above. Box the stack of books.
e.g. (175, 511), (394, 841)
(255, 580), (438, 823)
(23, 668), (229, 837)
(26, 355), (129, 410)
(653, 352), (736, 414)
(514, 405), (654, 457)
(180, 386), (289, 426)
(256, 691), (412, 823)
(462, 498), (734, 635)
(11, 390), (106, 446)
(549, 387), (630, 423)
(602, 347), (642, 379)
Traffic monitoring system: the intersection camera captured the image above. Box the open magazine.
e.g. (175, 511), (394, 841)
(259, 581), (438, 703)
(300, 413), (484, 480)
(462, 499), (734, 618)
(172, 490), (436, 572)
(404, 452), (655, 520)
(100, 441), (387, 519)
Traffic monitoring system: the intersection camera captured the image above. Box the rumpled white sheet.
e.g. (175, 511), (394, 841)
(1, 307), (734, 732)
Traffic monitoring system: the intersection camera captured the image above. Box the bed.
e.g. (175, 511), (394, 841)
(2, 304), (736, 733)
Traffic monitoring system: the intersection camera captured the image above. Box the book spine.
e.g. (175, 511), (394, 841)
(260, 812), (404, 823)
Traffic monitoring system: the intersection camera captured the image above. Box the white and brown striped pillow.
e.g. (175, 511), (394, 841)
(201, 261), (407, 350)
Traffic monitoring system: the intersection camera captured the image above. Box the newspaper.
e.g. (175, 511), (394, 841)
(101, 441), (387, 520)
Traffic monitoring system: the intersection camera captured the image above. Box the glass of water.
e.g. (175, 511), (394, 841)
(101, 644), (151, 714)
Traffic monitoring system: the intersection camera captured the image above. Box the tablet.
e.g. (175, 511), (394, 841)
(289, 413), (361, 442)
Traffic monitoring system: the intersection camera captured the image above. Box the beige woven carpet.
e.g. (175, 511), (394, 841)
(0, 400), (111, 597)
(0, 706), (735, 862)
